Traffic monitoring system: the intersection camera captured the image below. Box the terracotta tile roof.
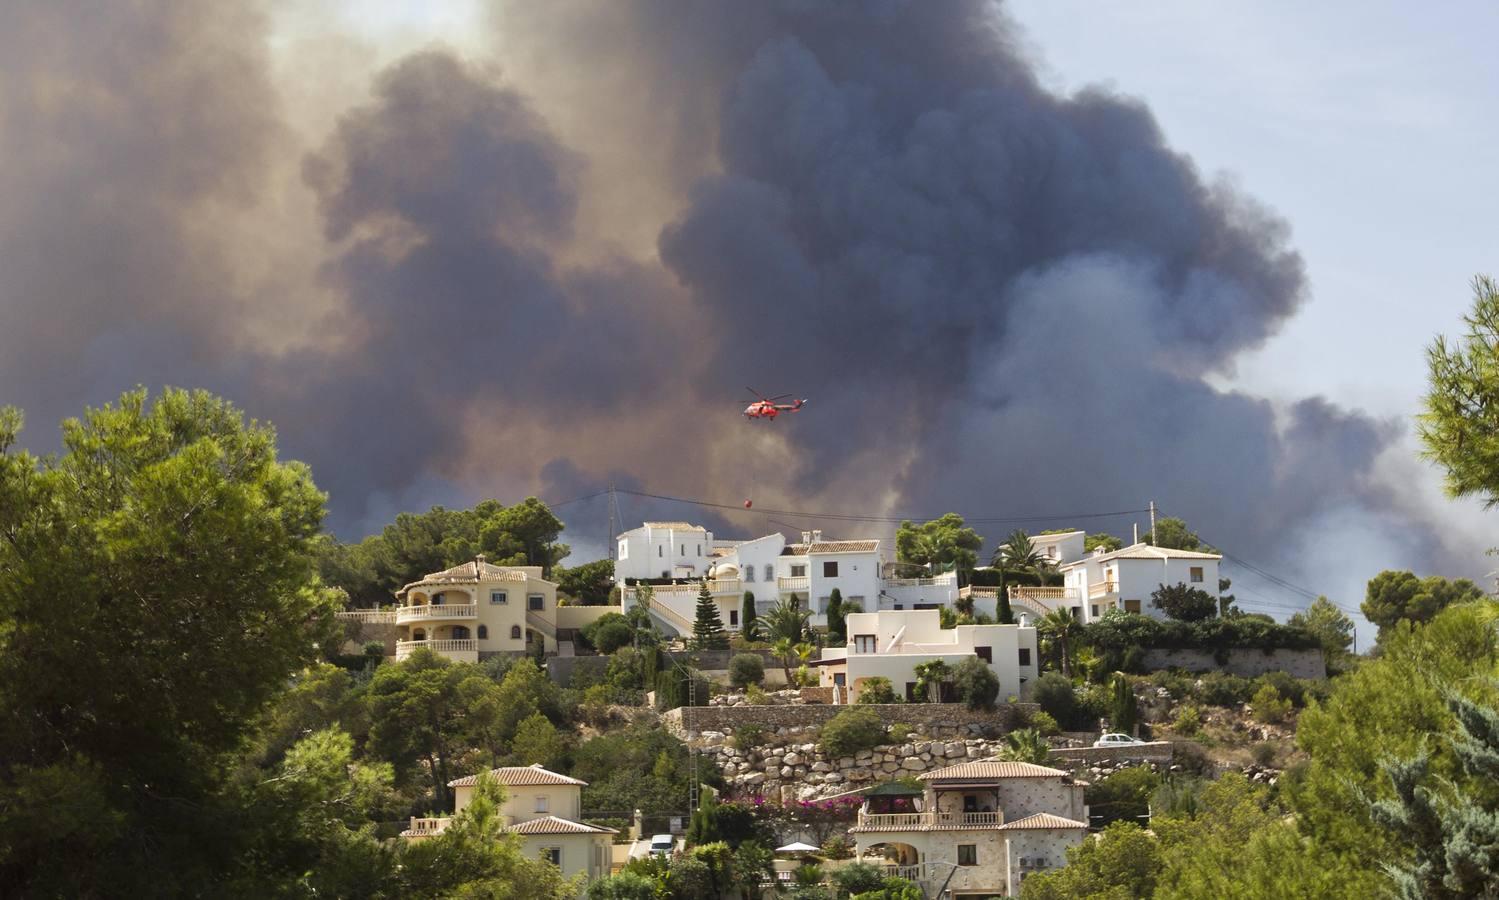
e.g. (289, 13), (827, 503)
(400, 560), (538, 594)
(808, 540), (879, 553)
(998, 812), (1089, 830)
(448, 764), (586, 788)
(505, 816), (617, 835)
(918, 760), (1070, 781)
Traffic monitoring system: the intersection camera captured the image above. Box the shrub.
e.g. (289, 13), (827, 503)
(821, 835), (855, 861)
(744, 684), (768, 705)
(1251, 684), (1291, 724)
(1173, 703), (1202, 736)
(1254, 670), (1311, 708)
(1029, 710), (1061, 736)
(794, 863), (825, 887)
(887, 722), (913, 743)
(820, 707), (887, 758)
(1086, 766), (1161, 826)
(1148, 669), (1193, 700)
(729, 653), (766, 689)
(856, 677), (898, 704)
(1171, 740), (1214, 776)
(1152, 582), (1219, 621)
(831, 861), (883, 894)
(730, 723), (766, 750)
(1193, 672), (1254, 708)
(998, 727), (1050, 764)
(592, 620), (635, 655)
(952, 656), (1000, 710)
(1031, 672), (1078, 728)
(1250, 741), (1278, 767)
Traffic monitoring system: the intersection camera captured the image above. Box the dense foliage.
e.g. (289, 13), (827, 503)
(1361, 569), (1484, 639)
(1419, 274), (1499, 507)
(894, 513), (983, 579)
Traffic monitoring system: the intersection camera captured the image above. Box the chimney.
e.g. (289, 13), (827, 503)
(476, 553), (487, 569)
(811, 529), (823, 543)
(801, 531), (812, 545)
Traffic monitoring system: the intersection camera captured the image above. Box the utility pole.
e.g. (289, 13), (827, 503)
(607, 484), (621, 561)
(1148, 500), (1157, 544)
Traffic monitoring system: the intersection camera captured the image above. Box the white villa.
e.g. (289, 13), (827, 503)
(402, 764), (615, 892)
(959, 540), (1223, 626)
(617, 524), (960, 637)
(819, 609), (1038, 702)
(849, 759), (1089, 898)
(335, 556), (618, 663)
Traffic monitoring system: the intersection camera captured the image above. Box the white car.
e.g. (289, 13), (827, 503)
(1093, 733), (1145, 748)
(649, 834), (674, 856)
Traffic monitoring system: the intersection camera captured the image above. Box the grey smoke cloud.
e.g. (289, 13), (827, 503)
(0, 0), (1482, 616)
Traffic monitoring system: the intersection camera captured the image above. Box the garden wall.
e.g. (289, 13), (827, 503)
(1047, 741), (1175, 767)
(1142, 647), (1325, 680)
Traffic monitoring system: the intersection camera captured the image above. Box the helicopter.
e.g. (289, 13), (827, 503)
(743, 387), (807, 420)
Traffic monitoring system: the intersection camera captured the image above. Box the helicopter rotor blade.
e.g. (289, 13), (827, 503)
(768, 393), (793, 401)
(746, 387), (768, 400)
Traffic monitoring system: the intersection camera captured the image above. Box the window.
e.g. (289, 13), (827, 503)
(529, 594), (544, 611)
(790, 564), (807, 578)
(658, 545), (663, 558)
(477, 625), (488, 640)
(510, 625), (522, 640)
(696, 544), (701, 555)
(823, 561), (839, 578)
(975, 646), (992, 663)
(490, 591), (508, 605)
(958, 845), (977, 866)
(1124, 599), (1141, 614)
(681, 545), (686, 556)
(546, 847), (561, 866)
(1190, 566), (1204, 583)
(818, 596), (831, 613)
(854, 634), (878, 653)
(451, 626), (470, 640)
(764, 564), (773, 582)
(745, 566), (754, 583)
(729, 610), (738, 627)
(1047, 546), (1057, 558)
(1018, 648), (1032, 666)
(833, 672), (846, 686)
(1091, 604), (1099, 618)
(431, 592), (444, 605)
(412, 629), (426, 641)
(535, 795), (549, 813)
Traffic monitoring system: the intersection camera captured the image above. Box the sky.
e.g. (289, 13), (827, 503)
(2, 0), (1494, 646)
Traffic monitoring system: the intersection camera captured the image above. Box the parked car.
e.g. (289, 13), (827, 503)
(1093, 733), (1145, 748)
(649, 834), (674, 856)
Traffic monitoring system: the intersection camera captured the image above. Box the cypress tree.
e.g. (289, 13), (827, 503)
(997, 585), (1015, 625)
(1109, 672), (1138, 734)
(692, 579), (729, 651)
(826, 587), (846, 642)
(742, 591), (758, 640)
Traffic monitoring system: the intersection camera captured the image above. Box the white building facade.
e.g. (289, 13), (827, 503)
(1061, 543), (1222, 623)
(819, 609), (1038, 702)
(617, 525), (961, 637)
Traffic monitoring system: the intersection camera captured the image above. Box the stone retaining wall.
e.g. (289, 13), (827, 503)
(662, 701), (1033, 739)
(1047, 741), (1175, 766)
(1142, 647), (1326, 680)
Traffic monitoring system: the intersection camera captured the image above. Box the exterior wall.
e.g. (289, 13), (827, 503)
(716, 534), (786, 609)
(1031, 530), (1086, 566)
(804, 549), (882, 624)
(1065, 551), (1222, 623)
(614, 523), (713, 583)
(876, 574), (960, 611)
(832, 611), (1039, 701)
(518, 833), (613, 891)
(556, 605), (620, 631)
(992, 779), (1087, 822)
(454, 782), (583, 824)
(1005, 830), (1086, 895)
(661, 701), (1033, 737)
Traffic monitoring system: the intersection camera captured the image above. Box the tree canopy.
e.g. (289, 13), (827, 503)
(1419, 274), (1499, 507)
(1141, 516), (1213, 552)
(1152, 582), (1219, 622)
(895, 513), (983, 578)
(1287, 596), (1356, 670)
(1361, 569), (1484, 638)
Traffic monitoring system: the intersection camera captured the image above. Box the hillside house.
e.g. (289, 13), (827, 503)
(818, 609), (1038, 702)
(849, 759), (1088, 898)
(1061, 543), (1222, 623)
(402, 764), (615, 892)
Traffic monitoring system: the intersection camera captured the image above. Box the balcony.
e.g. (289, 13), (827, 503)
(854, 810), (1004, 830)
(884, 572), (958, 588)
(777, 576), (810, 592)
(396, 603), (478, 624)
(395, 639), (478, 662)
(335, 609), (397, 624)
(1008, 586), (1078, 603)
(648, 578), (743, 599)
(1087, 581), (1118, 600)
(401, 816), (451, 838)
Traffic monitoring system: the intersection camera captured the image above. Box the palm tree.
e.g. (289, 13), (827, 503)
(1037, 608), (1080, 678)
(772, 637), (797, 686)
(760, 596), (811, 644)
(998, 728), (1050, 764)
(991, 530), (1060, 624)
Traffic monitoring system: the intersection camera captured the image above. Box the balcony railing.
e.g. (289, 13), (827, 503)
(335, 609), (397, 624)
(402, 816), (451, 837)
(884, 864), (928, 882)
(777, 576), (810, 591)
(1008, 586), (1079, 602)
(395, 639), (478, 660)
(650, 578), (743, 598)
(856, 810), (1004, 829)
(1088, 581), (1118, 599)
(957, 586), (996, 600)
(884, 572), (958, 588)
(396, 603), (478, 624)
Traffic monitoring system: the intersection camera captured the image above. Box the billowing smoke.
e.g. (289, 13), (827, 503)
(0, 0), (1483, 618)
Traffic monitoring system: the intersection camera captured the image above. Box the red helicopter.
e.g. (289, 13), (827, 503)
(743, 387), (807, 420)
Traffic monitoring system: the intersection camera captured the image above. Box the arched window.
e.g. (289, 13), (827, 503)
(510, 625), (522, 640)
(412, 629), (426, 641)
(431, 592), (444, 605)
(477, 625), (488, 640)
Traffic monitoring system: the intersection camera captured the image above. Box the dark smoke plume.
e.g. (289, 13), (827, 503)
(0, 0), (1481, 617)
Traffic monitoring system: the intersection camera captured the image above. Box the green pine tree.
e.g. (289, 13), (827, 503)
(692, 580), (729, 651)
(1109, 672), (1138, 735)
(826, 588), (846, 642)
